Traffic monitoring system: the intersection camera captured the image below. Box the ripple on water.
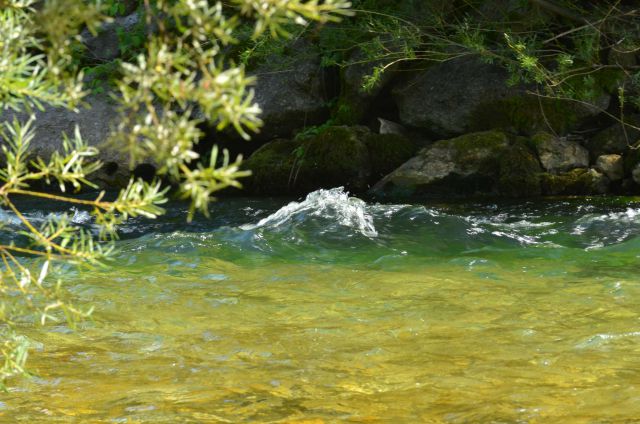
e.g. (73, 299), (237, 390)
(4, 190), (640, 421)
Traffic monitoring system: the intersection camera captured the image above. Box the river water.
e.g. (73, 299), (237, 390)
(3, 188), (640, 422)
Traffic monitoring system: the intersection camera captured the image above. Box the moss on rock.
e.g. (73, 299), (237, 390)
(295, 126), (371, 192)
(370, 130), (511, 198)
(471, 68), (618, 136)
(587, 114), (640, 160)
(497, 141), (542, 197)
(541, 168), (610, 195)
(531, 131), (589, 174)
(449, 130), (511, 178)
(471, 95), (583, 136)
(242, 138), (299, 194)
(450, 130), (509, 157)
(364, 133), (417, 180)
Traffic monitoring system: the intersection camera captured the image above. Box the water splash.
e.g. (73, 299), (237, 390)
(0, 207), (91, 226)
(241, 187), (378, 238)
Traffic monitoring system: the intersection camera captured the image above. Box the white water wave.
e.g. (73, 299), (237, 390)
(241, 187), (378, 237)
(0, 207), (92, 227)
(575, 208), (640, 227)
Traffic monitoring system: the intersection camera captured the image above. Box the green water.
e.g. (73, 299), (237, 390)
(3, 188), (640, 422)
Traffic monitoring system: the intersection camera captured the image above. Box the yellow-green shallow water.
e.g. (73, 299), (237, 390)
(3, 188), (640, 422)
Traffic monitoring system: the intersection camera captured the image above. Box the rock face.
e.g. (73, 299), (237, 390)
(532, 132), (589, 174)
(81, 13), (142, 61)
(392, 57), (609, 138)
(595, 154), (624, 181)
(251, 41), (329, 142)
(496, 140), (543, 197)
(243, 125), (416, 194)
(541, 168), (609, 195)
(241, 138), (298, 194)
(393, 58), (514, 137)
(365, 132), (416, 181)
(337, 41), (400, 124)
(0, 95), (133, 188)
(586, 115), (640, 159)
(369, 129), (617, 198)
(293, 126), (371, 193)
(244, 126), (369, 194)
(371, 130), (510, 198)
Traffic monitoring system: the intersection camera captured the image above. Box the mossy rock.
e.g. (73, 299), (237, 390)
(449, 130), (509, 156)
(444, 130), (510, 182)
(472, 69), (624, 135)
(370, 130), (511, 198)
(471, 69), (619, 136)
(586, 114), (640, 160)
(242, 138), (299, 194)
(530, 131), (589, 174)
(295, 126), (372, 192)
(471, 95), (586, 136)
(332, 100), (361, 125)
(364, 133), (417, 180)
(541, 168), (610, 195)
(497, 140), (542, 197)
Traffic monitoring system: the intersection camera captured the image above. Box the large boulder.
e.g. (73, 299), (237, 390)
(595, 154), (624, 182)
(240, 138), (298, 194)
(496, 139), (543, 197)
(243, 125), (416, 194)
(371, 130), (511, 198)
(586, 114), (640, 159)
(364, 132), (417, 181)
(335, 39), (401, 124)
(541, 168), (609, 195)
(392, 57), (609, 138)
(243, 126), (370, 194)
(532, 132), (589, 174)
(0, 95), (132, 188)
(251, 41), (329, 142)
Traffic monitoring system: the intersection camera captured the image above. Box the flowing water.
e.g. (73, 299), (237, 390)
(3, 188), (640, 423)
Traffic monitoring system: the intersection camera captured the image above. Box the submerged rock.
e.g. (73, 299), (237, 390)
(371, 130), (510, 198)
(541, 168), (609, 195)
(532, 132), (589, 174)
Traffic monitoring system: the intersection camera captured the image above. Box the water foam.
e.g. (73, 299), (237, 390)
(241, 187), (378, 237)
(0, 207), (92, 229)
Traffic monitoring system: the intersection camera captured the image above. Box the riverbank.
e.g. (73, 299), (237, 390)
(2, 1), (639, 202)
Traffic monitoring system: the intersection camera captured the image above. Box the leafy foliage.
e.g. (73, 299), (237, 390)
(0, 0), (352, 388)
(303, 0), (640, 128)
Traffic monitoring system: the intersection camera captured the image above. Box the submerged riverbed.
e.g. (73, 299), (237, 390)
(3, 188), (640, 422)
